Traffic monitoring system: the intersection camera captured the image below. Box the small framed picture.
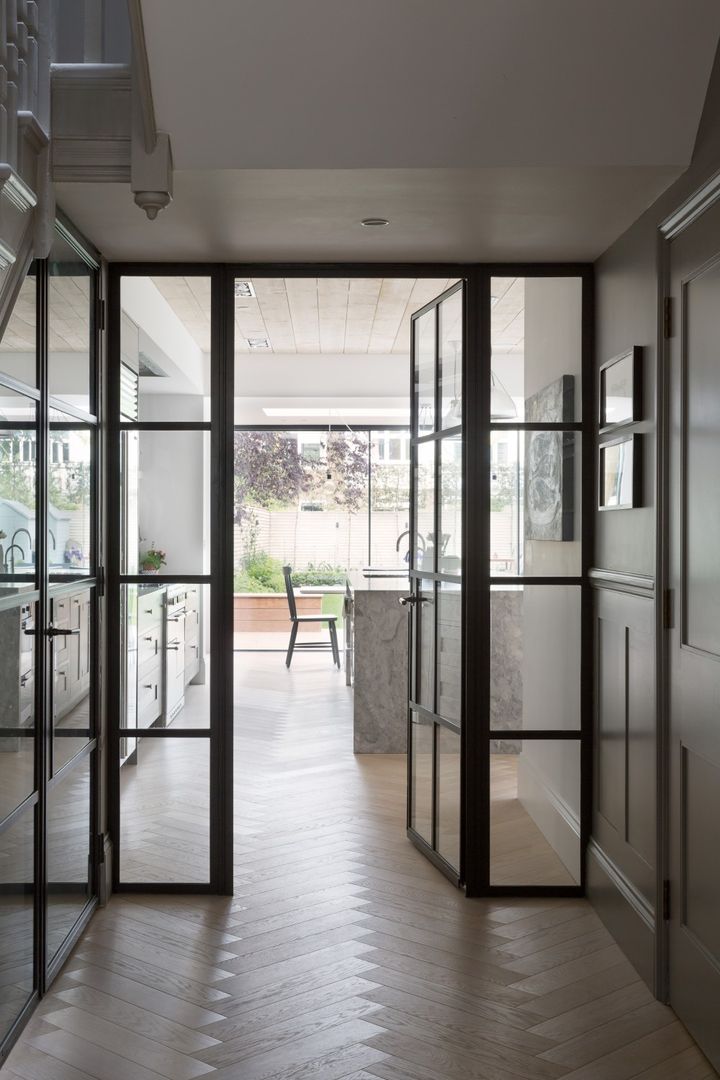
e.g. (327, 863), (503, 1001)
(599, 434), (641, 510)
(599, 347), (641, 431)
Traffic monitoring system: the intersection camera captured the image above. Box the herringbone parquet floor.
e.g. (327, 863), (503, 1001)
(6, 653), (717, 1079)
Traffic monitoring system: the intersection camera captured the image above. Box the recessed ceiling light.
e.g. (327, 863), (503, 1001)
(360, 218), (389, 228)
(235, 280), (256, 298)
(248, 337), (270, 349)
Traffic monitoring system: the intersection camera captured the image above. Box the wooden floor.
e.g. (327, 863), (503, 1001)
(6, 652), (717, 1079)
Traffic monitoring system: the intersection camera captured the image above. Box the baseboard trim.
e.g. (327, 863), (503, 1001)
(587, 838), (655, 932)
(517, 753), (581, 882)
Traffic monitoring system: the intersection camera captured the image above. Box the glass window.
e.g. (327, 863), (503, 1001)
(0, 269), (37, 388)
(370, 429), (410, 571)
(410, 713), (433, 845)
(414, 581), (435, 711)
(51, 587), (93, 772)
(0, 388), (37, 576)
(47, 753), (92, 960)
(415, 441), (435, 571)
(490, 432), (581, 577)
(120, 276), (211, 423)
(49, 411), (93, 577)
(437, 725), (461, 870)
(120, 737), (209, 883)
(0, 806), (35, 1039)
(439, 289), (462, 429)
(491, 277), (582, 423)
(0, 601), (36, 821)
(414, 308), (436, 434)
(437, 582), (461, 725)
(48, 235), (93, 414)
(490, 585), (581, 733)
(490, 738), (580, 885)
(439, 435), (462, 574)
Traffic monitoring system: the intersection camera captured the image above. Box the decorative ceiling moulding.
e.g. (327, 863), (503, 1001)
(50, 64), (132, 183)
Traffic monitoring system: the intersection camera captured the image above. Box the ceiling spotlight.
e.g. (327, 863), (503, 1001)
(360, 218), (389, 228)
(235, 280), (256, 298)
(247, 337), (270, 349)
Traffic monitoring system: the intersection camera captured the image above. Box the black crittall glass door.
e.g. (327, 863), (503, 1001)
(0, 222), (101, 1062)
(406, 282), (464, 883)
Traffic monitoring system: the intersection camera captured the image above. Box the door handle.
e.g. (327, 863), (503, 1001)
(47, 626), (81, 638)
(398, 595), (430, 606)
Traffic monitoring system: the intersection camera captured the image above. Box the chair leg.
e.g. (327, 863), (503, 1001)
(329, 622), (340, 668)
(285, 622), (298, 668)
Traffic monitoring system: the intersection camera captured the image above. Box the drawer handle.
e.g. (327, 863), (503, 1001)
(144, 608), (154, 614)
(142, 683), (153, 689)
(166, 644), (180, 651)
(143, 635), (153, 641)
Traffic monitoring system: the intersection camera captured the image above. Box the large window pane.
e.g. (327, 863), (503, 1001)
(0, 388), (37, 577)
(51, 587), (93, 772)
(0, 601), (36, 821)
(120, 737), (209, 883)
(370, 430), (410, 572)
(414, 309), (435, 434)
(414, 581), (434, 711)
(439, 434), (462, 573)
(415, 440), (435, 571)
(122, 430), (210, 577)
(439, 289), (462, 429)
(410, 714), (433, 844)
(49, 235), (93, 414)
(490, 738), (580, 886)
(121, 582), (210, 751)
(0, 807), (35, 1038)
(47, 754), (92, 961)
(49, 412), (93, 576)
(120, 276), (211, 422)
(491, 277), (582, 423)
(0, 270), (36, 388)
(490, 585), (581, 733)
(490, 432), (581, 577)
(437, 725), (460, 871)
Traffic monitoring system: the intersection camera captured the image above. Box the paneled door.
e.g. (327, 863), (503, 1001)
(667, 196), (720, 1071)
(405, 282), (464, 882)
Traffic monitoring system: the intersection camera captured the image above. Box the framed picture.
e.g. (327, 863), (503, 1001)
(599, 347), (641, 431)
(599, 433), (641, 510)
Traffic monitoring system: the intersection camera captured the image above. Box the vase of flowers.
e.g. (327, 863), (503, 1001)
(140, 545), (166, 574)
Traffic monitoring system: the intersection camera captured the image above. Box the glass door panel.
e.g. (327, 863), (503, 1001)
(407, 282), (464, 882)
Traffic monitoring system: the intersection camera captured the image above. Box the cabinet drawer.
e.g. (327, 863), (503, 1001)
(138, 676), (162, 727)
(138, 625), (162, 669)
(184, 641), (199, 669)
(138, 590), (165, 629)
(185, 587), (199, 613)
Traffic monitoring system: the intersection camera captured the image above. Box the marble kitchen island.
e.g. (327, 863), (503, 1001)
(353, 581), (409, 754)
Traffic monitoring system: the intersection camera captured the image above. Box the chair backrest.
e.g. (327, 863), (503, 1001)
(282, 565), (297, 619)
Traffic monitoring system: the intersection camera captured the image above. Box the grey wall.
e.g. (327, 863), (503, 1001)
(590, 43), (720, 992)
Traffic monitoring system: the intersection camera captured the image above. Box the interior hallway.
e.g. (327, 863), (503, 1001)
(6, 654), (716, 1080)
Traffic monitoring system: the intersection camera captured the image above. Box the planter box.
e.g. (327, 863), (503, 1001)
(233, 592), (321, 633)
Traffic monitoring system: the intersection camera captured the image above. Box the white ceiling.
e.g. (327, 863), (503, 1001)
(0, 274), (91, 354)
(55, 0), (720, 264)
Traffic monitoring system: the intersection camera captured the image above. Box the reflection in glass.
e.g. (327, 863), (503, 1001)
(121, 276), (211, 423)
(47, 753), (92, 960)
(491, 277), (582, 423)
(0, 807), (34, 1039)
(414, 309), (435, 434)
(415, 582), (435, 711)
(52, 588), (92, 772)
(121, 582), (209, 747)
(120, 737), (209, 883)
(415, 440), (435, 571)
(490, 433), (581, 577)
(439, 435), (462, 573)
(437, 725), (461, 870)
(0, 269), (36, 388)
(123, 430), (209, 577)
(490, 585), (581, 733)
(48, 415), (92, 575)
(439, 290), (462, 428)
(48, 234), (93, 414)
(437, 583), (461, 724)
(410, 714), (433, 844)
(0, 389), (37, 576)
(0, 602), (36, 821)
(490, 738), (580, 885)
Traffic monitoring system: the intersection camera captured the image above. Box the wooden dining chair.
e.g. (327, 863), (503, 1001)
(282, 565), (341, 669)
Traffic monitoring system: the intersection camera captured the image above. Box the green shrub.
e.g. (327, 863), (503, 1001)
(233, 555), (346, 593)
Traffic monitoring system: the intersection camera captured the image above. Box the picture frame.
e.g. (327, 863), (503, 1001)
(599, 433), (641, 510)
(599, 347), (641, 431)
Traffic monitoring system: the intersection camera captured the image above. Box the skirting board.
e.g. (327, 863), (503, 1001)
(587, 838), (657, 992)
(517, 752), (581, 883)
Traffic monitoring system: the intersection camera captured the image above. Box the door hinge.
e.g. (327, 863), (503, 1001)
(662, 879), (671, 921)
(96, 565), (105, 599)
(96, 296), (106, 333)
(95, 833), (106, 865)
(663, 588), (674, 630)
(663, 296), (673, 339)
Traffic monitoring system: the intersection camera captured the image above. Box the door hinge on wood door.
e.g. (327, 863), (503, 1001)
(663, 296), (673, 339)
(663, 589), (674, 630)
(662, 879), (671, 921)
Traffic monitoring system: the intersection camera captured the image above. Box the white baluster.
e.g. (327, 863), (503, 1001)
(5, 0), (18, 170)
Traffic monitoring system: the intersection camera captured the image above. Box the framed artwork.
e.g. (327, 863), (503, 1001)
(599, 347), (641, 431)
(524, 374), (575, 541)
(599, 433), (641, 510)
